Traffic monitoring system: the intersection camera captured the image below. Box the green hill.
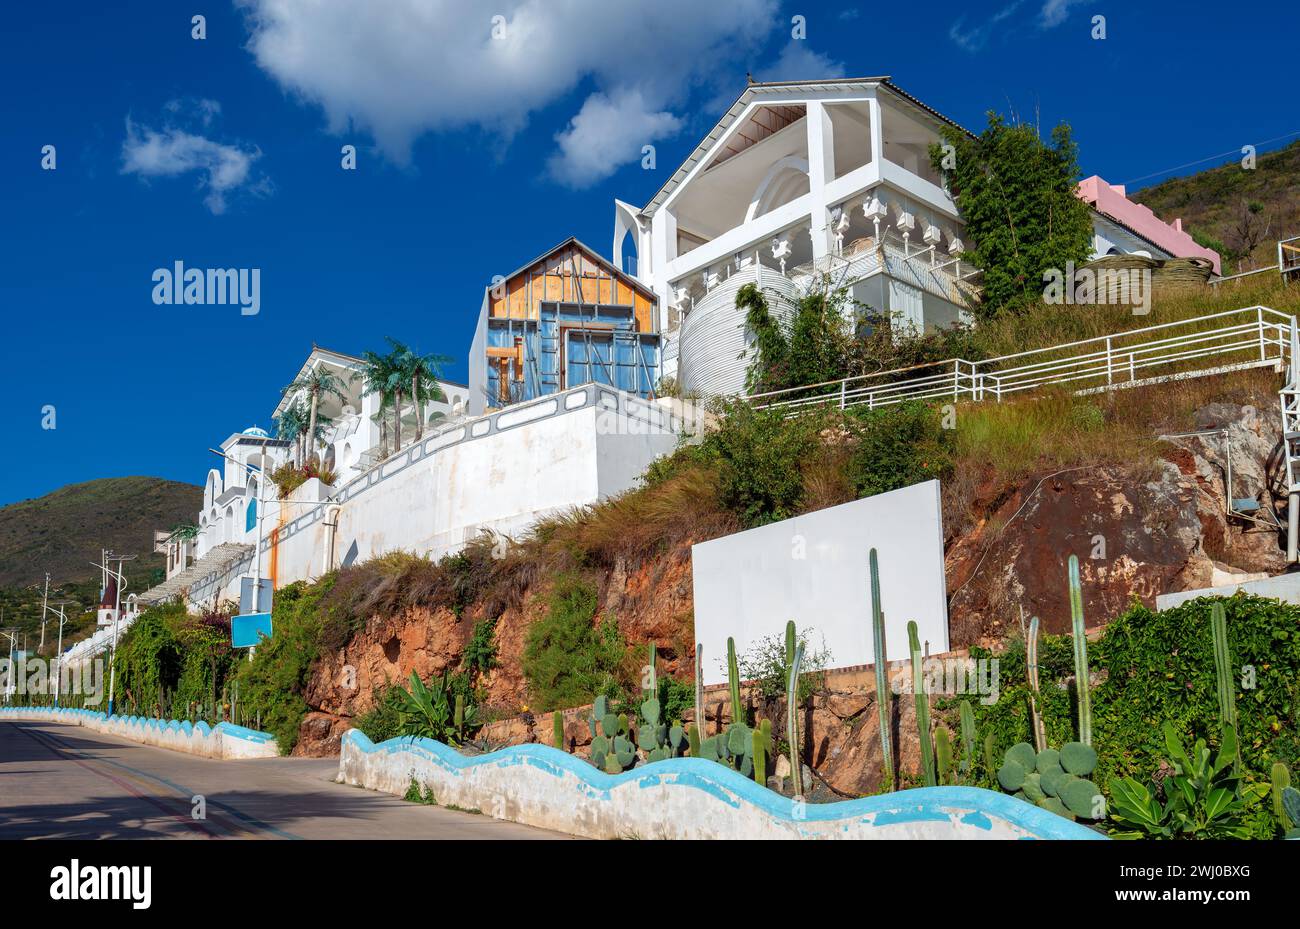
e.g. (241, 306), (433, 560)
(0, 477), (201, 649)
(1131, 139), (1300, 275)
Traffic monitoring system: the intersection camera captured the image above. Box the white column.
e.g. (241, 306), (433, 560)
(806, 101), (835, 264)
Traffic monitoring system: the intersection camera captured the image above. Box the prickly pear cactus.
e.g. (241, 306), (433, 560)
(998, 738), (1103, 821)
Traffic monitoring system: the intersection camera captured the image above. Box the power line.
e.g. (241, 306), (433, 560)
(1123, 130), (1300, 187)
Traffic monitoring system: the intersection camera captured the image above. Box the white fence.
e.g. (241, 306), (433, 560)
(749, 305), (1296, 413)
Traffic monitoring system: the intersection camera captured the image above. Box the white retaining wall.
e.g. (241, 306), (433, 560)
(338, 730), (1105, 840)
(0, 708), (279, 759)
(186, 385), (689, 608)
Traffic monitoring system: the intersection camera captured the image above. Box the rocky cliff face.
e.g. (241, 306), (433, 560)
(295, 402), (1287, 765)
(295, 549), (696, 755)
(945, 403), (1284, 645)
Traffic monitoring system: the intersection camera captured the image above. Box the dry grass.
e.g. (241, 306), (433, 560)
(971, 276), (1299, 361)
(943, 366), (1282, 534)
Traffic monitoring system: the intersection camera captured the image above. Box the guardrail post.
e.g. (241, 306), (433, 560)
(839, 380), (846, 410)
(1105, 337), (1113, 386)
(1259, 307), (1267, 362)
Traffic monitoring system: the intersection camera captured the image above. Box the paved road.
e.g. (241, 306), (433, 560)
(0, 720), (567, 840)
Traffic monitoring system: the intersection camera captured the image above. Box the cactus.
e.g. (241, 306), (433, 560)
(869, 548), (893, 789)
(908, 620), (936, 787)
(958, 699), (976, 777)
(1283, 786), (1300, 839)
(588, 698), (641, 773)
(1025, 615), (1046, 752)
(982, 732), (996, 785)
(935, 726), (954, 785)
(552, 710), (565, 750)
(1210, 602), (1237, 730)
(787, 640), (805, 796)
(694, 642), (703, 736)
(726, 636), (742, 726)
(997, 738), (1102, 821)
(1272, 762), (1291, 824)
(687, 723), (701, 757)
(752, 724), (768, 786)
(1067, 555), (1092, 747)
(454, 693), (465, 734)
(646, 640), (657, 701)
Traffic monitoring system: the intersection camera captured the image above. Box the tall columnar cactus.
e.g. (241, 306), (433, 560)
(869, 548), (893, 788)
(646, 640), (657, 701)
(727, 636), (742, 726)
(552, 710), (565, 750)
(959, 699), (976, 777)
(1026, 615), (1047, 752)
(935, 726), (954, 785)
(785, 620), (796, 671)
(1067, 555), (1093, 747)
(694, 643), (704, 737)
(787, 641), (805, 797)
(1210, 603), (1237, 730)
(908, 620), (936, 788)
(1273, 762), (1291, 823)
(752, 719), (772, 786)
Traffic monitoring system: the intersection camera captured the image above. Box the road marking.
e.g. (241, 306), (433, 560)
(14, 722), (303, 839)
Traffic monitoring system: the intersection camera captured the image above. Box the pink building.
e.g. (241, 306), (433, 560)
(1077, 175), (1221, 276)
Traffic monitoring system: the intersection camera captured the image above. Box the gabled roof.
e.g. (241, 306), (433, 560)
(639, 77), (975, 218)
(486, 235), (657, 302)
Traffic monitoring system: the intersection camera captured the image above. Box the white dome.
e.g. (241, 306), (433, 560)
(242, 425), (270, 438)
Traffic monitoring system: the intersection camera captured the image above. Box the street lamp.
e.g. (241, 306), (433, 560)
(91, 553), (135, 716)
(48, 601), (73, 707)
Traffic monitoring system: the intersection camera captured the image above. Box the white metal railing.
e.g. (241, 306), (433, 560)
(750, 305), (1297, 414)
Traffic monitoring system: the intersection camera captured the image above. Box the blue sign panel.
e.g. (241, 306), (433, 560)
(232, 612), (272, 648)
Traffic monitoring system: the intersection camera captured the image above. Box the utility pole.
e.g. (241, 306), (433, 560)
(39, 572), (49, 653)
(96, 552), (136, 716)
(1, 626), (15, 704)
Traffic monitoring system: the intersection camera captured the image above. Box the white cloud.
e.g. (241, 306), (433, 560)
(949, 1), (1023, 52)
(235, 0), (779, 180)
(753, 41), (846, 83)
(547, 88), (681, 189)
(1039, 0), (1087, 28)
(121, 115), (265, 215)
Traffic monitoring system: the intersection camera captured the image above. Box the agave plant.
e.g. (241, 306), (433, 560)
(396, 671), (478, 745)
(1107, 722), (1261, 839)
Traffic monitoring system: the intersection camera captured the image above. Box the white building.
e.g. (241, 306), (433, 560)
(612, 76), (1220, 398)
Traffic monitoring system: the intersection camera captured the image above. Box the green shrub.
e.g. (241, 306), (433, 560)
(230, 579), (329, 753)
(846, 401), (952, 497)
(521, 574), (626, 711)
(956, 593), (1300, 839)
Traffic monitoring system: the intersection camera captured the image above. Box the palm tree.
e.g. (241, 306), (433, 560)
(283, 367), (349, 467)
(387, 339), (453, 443)
(358, 349), (402, 456)
(274, 402), (306, 465)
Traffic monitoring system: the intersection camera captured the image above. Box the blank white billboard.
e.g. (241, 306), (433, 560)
(691, 480), (948, 686)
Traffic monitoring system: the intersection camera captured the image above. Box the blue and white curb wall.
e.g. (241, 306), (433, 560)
(339, 730), (1106, 840)
(0, 707), (279, 759)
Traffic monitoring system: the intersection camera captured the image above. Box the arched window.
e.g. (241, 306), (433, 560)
(246, 496), (258, 533)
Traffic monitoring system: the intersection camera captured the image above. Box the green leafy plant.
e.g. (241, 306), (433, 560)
(395, 670), (480, 745)
(929, 111), (1093, 317)
(1108, 722), (1259, 839)
(588, 694), (636, 773)
(521, 574), (626, 711)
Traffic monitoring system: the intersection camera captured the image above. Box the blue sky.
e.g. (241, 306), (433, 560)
(2, 0), (1297, 506)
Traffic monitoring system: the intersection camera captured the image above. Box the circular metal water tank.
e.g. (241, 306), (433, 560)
(678, 272), (797, 399)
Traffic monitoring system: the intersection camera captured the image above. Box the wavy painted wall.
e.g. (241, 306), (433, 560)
(339, 730), (1106, 840)
(0, 707), (279, 759)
